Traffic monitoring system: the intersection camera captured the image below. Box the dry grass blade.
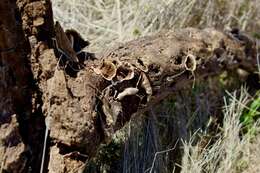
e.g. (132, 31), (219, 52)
(144, 139), (179, 173)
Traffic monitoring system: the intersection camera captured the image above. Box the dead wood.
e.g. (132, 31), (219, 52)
(0, 0), (32, 172)
(45, 28), (257, 172)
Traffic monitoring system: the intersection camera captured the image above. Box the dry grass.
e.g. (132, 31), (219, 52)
(52, 0), (260, 51)
(180, 88), (260, 173)
(242, 134), (260, 173)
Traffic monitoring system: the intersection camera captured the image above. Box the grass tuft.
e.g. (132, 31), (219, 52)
(180, 88), (260, 173)
(52, 0), (260, 51)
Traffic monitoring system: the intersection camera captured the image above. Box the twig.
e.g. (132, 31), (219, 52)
(144, 139), (179, 173)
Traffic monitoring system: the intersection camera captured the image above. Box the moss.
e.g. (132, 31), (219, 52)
(252, 32), (260, 39)
(237, 0), (250, 17)
(236, 159), (249, 172)
(133, 28), (141, 37)
(84, 133), (125, 173)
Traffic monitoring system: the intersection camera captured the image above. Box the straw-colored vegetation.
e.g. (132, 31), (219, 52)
(181, 89), (260, 173)
(53, 0), (260, 51)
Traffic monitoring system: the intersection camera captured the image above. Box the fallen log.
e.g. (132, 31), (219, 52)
(45, 27), (258, 172)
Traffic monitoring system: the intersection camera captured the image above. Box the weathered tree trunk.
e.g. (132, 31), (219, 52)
(0, 0), (258, 173)
(0, 0), (32, 172)
(0, 0), (54, 172)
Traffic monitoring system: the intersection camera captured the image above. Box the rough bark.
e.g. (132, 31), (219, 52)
(0, 0), (258, 173)
(0, 0), (54, 172)
(0, 0), (32, 172)
(44, 29), (258, 172)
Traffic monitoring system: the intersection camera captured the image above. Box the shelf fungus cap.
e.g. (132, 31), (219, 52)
(116, 62), (135, 81)
(92, 60), (117, 81)
(184, 54), (197, 71)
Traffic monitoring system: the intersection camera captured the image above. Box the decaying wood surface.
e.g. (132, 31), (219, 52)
(0, 0), (258, 172)
(45, 27), (258, 173)
(0, 0), (33, 172)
